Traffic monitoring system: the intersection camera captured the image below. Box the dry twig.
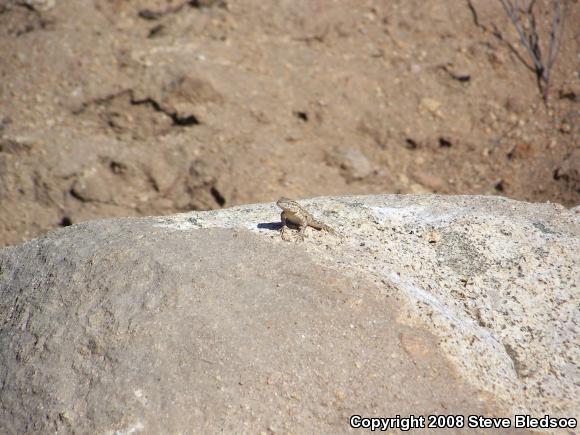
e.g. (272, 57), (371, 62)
(467, 0), (567, 103)
(498, 0), (565, 103)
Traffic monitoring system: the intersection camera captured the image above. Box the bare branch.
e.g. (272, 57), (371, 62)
(547, 0), (562, 70)
(497, 0), (566, 103)
(499, 0), (544, 73)
(466, 0), (483, 29)
(543, 0), (565, 102)
(491, 23), (536, 72)
(468, 0), (566, 102)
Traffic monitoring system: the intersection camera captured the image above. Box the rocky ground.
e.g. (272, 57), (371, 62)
(0, 0), (578, 246)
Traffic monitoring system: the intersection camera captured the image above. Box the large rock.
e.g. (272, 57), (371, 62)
(0, 195), (577, 434)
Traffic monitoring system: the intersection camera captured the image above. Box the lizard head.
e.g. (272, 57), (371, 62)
(276, 197), (295, 209)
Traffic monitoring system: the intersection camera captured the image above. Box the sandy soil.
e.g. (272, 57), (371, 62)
(0, 0), (578, 246)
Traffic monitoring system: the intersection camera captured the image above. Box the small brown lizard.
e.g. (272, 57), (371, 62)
(276, 197), (335, 240)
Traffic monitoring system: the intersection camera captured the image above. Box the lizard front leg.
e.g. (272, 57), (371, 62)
(297, 223), (307, 240)
(280, 212), (291, 241)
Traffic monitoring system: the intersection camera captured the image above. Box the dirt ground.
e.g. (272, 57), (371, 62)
(0, 0), (578, 247)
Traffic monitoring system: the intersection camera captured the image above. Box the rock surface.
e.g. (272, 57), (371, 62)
(0, 195), (577, 433)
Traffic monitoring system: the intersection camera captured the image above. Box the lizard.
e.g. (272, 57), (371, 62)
(276, 197), (335, 240)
